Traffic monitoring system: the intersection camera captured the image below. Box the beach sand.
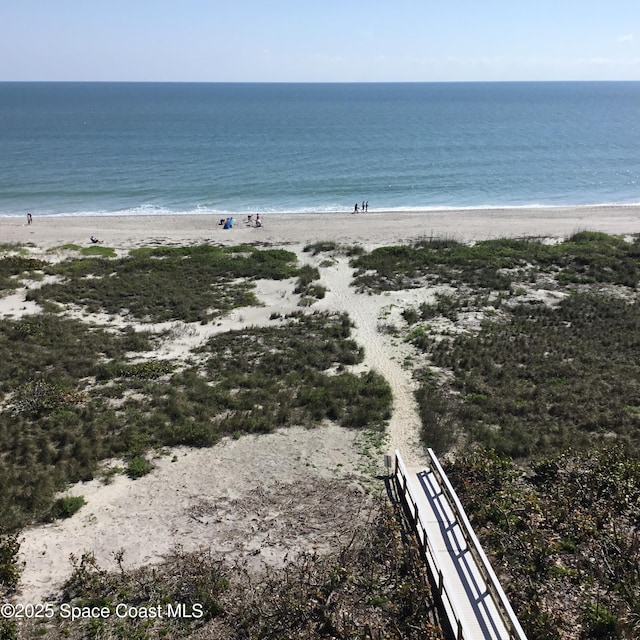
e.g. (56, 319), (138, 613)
(6, 205), (640, 604)
(2, 205), (640, 250)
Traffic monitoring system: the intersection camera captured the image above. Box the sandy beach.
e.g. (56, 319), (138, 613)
(5, 204), (640, 605)
(3, 205), (640, 251)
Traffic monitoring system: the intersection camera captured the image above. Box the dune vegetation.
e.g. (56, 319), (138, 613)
(3, 233), (640, 639)
(350, 231), (640, 639)
(0, 246), (391, 530)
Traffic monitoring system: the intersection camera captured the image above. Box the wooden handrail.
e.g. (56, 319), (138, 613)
(425, 449), (528, 640)
(393, 449), (528, 640)
(394, 451), (469, 640)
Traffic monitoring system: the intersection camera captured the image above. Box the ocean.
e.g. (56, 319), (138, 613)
(1, 82), (639, 218)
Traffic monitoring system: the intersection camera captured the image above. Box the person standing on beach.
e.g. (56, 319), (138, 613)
(365, 201), (368, 212)
(27, 212), (33, 225)
(354, 203), (359, 214)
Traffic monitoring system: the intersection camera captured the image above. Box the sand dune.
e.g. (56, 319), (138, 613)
(7, 205), (640, 602)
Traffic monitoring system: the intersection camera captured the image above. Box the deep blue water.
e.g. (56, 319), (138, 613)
(1, 82), (640, 217)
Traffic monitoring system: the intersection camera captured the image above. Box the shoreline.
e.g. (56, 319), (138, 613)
(2, 201), (640, 218)
(2, 204), (640, 250)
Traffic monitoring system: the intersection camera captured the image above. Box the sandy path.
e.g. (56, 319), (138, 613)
(310, 252), (428, 467)
(15, 243), (432, 603)
(17, 249), (424, 603)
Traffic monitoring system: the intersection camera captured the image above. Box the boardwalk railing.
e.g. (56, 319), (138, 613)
(393, 449), (528, 640)
(393, 451), (468, 639)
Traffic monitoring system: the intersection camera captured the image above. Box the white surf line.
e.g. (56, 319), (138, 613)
(313, 254), (428, 467)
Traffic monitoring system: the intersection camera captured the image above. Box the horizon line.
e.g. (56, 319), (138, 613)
(2, 79), (640, 85)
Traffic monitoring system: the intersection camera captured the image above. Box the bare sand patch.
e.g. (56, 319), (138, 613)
(17, 424), (371, 603)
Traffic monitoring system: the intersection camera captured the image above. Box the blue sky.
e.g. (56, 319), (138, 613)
(2, 1), (640, 81)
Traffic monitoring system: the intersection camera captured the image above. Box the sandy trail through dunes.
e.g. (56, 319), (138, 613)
(17, 247), (431, 603)
(311, 252), (428, 466)
(11, 206), (640, 603)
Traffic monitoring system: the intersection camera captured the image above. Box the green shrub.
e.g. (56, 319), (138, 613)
(0, 530), (20, 595)
(47, 496), (86, 521)
(295, 264), (325, 302)
(415, 292), (640, 458)
(415, 384), (457, 454)
(445, 447), (640, 640)
(402, 307), (419, 325)
(29, 245), (300, 323)
(303, 241), (338, 255)
(80, 245), (117, 257)
(582, 603), (619, 639)
(0, 255), (47, 291)
(351, 232), (640, 292)
(96, 360), (175, 381)
(125, 456), (154, 479)
(0, 289), (392, 532)
(52, 243), (83, 252)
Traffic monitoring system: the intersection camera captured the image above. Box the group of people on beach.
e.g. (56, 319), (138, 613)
(353, 201), (368, 214)
(219, 214), (262, 229)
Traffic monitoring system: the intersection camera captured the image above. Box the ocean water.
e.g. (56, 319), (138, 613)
(1, 81), (640, 218)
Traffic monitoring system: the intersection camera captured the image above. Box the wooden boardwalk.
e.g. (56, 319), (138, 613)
(393, 450), (528, 640)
